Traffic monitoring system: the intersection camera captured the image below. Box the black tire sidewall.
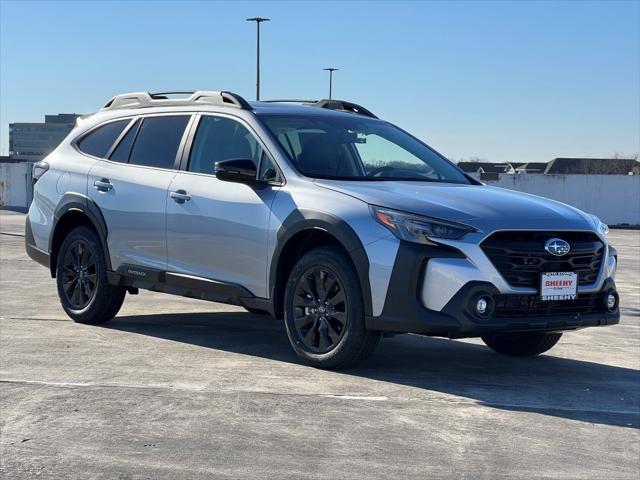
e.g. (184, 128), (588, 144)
(56, 227), (102, 316)
(482, 332), (562, 356)
(284, 247), (375, 368)
(56, 226), (122, 323)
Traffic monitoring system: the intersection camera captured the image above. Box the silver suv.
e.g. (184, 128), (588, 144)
(25, 90), (620, 368)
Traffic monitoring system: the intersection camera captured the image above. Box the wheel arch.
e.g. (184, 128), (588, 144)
(50, 193), (110, 277)
(269, 209), (372, 319)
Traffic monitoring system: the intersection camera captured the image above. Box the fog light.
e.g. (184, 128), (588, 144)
(476, 298), (488, 315)
(606, 292), (618, 312)
(472, 295), (494, 319)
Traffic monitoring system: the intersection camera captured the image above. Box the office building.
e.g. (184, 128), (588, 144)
(9, 113), (81, 162)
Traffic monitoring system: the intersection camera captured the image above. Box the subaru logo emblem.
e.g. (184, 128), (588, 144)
(545, 238), (571, 256)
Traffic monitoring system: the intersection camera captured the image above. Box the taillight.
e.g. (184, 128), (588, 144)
(33, 161), (49, 183)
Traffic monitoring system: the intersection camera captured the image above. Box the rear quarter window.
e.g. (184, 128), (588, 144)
(77, 120), (129, 158)
(109, 119), (140, 163)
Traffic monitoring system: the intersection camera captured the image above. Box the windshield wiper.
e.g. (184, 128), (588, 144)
(365, 176), (445, 183)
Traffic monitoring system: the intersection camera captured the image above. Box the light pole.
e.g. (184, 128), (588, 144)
(246, 17), (270, 101)
(323, 68), (339, 99)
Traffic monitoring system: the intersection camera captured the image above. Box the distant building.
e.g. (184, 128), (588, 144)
(0, 155), (27, 163)
(9, 113), (81, 162)
(544, 158), (640, 175)
(456, 162), (515, 174)
(458, 158), (639, 176)
(513, 162), (548, 174)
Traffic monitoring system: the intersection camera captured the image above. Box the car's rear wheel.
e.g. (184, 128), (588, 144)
(481, 332), (562, 356)
(284, 247), (381, 369)
(56, 226), (125, 324)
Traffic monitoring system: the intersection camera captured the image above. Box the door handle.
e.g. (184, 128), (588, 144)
(170, 189), (191, 204)
(94, 178), (113, 192)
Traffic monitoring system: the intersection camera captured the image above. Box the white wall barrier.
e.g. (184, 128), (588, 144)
(1, 164), (638, 225)
(473, 173), (640, 226)
(0, 162), (33, 210)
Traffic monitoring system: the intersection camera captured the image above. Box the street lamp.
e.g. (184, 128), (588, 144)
(323, 68), (339, 99)
(246, 17), (270, 101)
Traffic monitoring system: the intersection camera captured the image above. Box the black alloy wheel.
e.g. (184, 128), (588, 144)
(284, 246), (382, 369)
(56, 226), (126, 324)
(61, 239), (98, 309)
(292, 266), (348, 354)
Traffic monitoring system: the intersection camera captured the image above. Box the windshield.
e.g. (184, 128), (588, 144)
(259, 113), (470, 184)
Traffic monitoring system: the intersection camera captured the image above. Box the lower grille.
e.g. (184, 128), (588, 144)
(493, 293), (605, 318)
(481, 231), (604, 289)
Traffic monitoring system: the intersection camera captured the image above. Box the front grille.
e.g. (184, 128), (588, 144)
(493, 292), (605, 318)
(481, 231), (604, 289)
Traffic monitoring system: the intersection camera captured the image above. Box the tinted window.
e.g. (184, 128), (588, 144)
(258, 152), (280, 182)
(109, 119), (140, 163)
(128, 116), (190, 169)
(77, 120), (129, 158)
(188, 116), (263, 175)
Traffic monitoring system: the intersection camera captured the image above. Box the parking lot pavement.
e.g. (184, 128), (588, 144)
(1, 209), (638, 479)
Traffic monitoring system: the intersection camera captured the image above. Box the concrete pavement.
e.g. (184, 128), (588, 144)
(1, 210), (638, 479)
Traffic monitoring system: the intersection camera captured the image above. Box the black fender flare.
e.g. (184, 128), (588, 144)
(269, 209), (373, 316)
(50, 193), (111, 274)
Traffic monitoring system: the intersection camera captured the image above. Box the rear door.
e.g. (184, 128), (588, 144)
(88, 114), (192, 271)
(166, 114), (281, 297)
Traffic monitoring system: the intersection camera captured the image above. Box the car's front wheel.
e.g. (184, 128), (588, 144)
(481, 332), (562, 356)
(56, 226), (126, 324)
(283, 247), (381, 369)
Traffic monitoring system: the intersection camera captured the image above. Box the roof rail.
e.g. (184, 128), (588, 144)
(262, 98), (377, 118)
(313, 99), (378, 118)
(262, 99), (318, 104)
(101, 90), (252, 111)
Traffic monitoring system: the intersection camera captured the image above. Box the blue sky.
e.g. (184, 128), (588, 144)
(1, 0), (638, 162)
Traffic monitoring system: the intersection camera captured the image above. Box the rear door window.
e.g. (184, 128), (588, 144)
(128, 116), (190, 169)
(77, 120), (129, 158)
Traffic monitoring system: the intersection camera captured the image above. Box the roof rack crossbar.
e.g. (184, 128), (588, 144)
(263, 98), (377, 118)
(313, 99), (378, 119)
(149, 91), (198, 99)
(101, 91), (252, 112)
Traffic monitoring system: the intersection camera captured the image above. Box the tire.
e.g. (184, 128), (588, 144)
(56, 226), (126, 324)
(283, 246), (381, 369)
(481, 332), (562, 356)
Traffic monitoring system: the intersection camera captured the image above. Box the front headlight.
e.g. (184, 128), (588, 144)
(590, 214), (609, 236)
(370, 205), (476, 243)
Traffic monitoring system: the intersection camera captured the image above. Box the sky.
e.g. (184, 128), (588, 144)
(1, 0), (638, 163)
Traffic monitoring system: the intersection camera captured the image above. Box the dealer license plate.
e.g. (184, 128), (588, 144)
(540, 272), (577, 301)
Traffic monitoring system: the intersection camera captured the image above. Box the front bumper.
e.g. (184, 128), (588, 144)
(365, 241), (620, 338)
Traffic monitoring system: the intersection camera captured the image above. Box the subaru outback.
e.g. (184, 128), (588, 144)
(25, 91), (620, 369)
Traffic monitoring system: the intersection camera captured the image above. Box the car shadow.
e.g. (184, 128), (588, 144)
(102, 311), (639, 429)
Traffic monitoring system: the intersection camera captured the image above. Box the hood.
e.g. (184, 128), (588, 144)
(314, 180), (597, 232)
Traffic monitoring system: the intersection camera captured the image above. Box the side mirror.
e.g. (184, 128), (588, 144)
(215, 159), (264, 188)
